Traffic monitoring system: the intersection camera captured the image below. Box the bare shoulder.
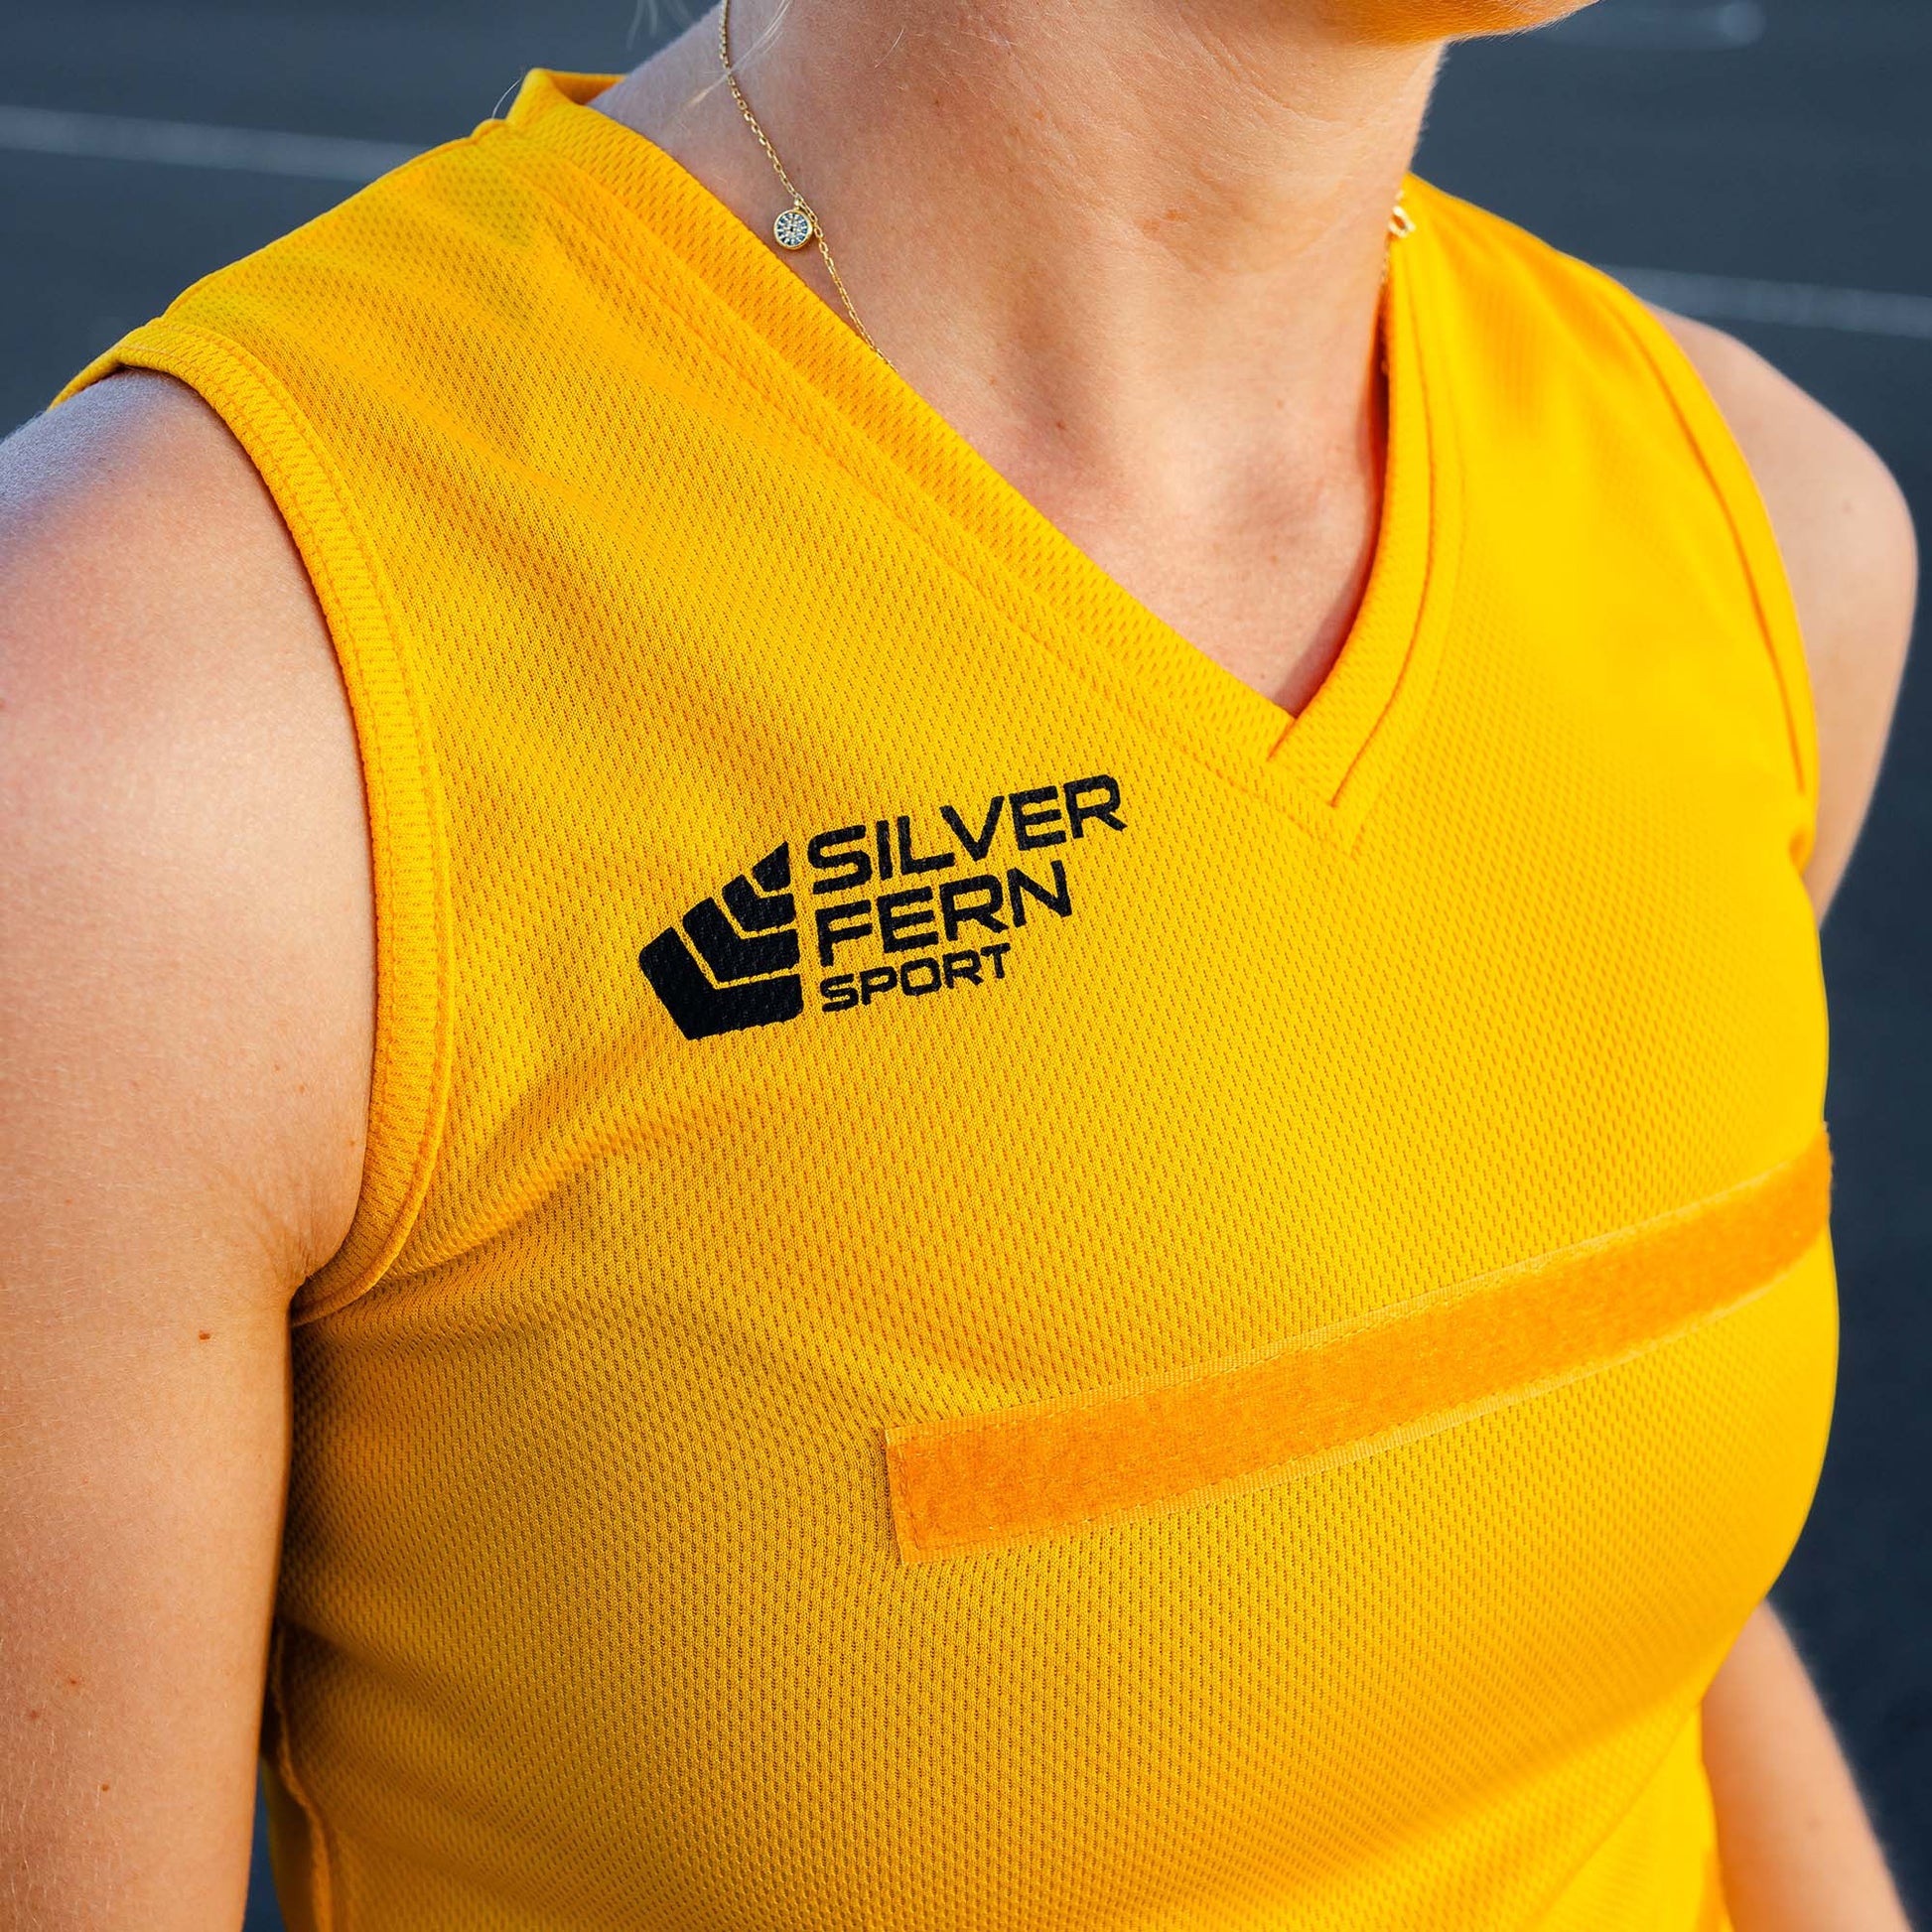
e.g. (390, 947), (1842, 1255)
(2, 369), (376, 1924)
(0, 367), (374, 1300)
(1649, 309), (1918, 919)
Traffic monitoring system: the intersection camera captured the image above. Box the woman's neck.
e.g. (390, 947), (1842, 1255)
(598, 0), (1446, 709)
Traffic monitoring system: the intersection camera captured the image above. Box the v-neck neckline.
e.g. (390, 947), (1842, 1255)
(498, 69), (1463, 850)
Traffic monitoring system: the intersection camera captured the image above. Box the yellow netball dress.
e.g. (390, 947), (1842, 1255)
(55, 69), (1834, 1932)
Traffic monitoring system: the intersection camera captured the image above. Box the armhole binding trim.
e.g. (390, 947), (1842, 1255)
(1580, 268), (1824, 875)
(51, 320), (455, 1325)
(260, 1622), (336, 1932)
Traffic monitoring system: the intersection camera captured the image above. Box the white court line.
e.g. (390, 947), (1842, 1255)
(0, 102), (420, 184)
(1609, 266), (1932, 342)
(6, 103), (1932, 343)
(1539, 1), (1765, 50)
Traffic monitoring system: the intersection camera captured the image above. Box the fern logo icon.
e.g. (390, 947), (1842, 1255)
(638, 843), (804, 1040)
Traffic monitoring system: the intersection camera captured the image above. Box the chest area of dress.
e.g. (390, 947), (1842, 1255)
(410, 514), (1826, 1378)
(293, 519), (1837, 1912)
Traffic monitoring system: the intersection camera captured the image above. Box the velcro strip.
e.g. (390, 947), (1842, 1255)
(883, 1126), (1831, 1563)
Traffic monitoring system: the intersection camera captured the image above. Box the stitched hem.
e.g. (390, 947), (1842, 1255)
(259, 1622), (339, 1932)
(1571, 261), (1825, 876)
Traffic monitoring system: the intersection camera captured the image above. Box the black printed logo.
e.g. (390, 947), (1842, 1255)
(638, 774), (1126, 1040)
(637, 843), (804, 1040)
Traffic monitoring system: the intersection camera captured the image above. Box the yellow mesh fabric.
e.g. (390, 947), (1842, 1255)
(54, 69), (1833, 1932)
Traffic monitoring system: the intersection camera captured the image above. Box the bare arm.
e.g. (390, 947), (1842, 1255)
(0, 370), (375, 1929)
(1703, 1604), (1914, 1932)
(1656, 312), (1918, 1930)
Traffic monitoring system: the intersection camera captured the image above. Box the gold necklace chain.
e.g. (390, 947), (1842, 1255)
(719, 0), (893, 366)
(718, 0), (1415, 365)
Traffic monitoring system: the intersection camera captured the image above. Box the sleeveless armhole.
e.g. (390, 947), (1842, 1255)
(1567, 266), (1825, 876)
(51, 321), (455, 1326)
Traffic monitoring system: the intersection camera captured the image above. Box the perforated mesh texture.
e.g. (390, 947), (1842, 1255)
(56, 69), (1831, 1932)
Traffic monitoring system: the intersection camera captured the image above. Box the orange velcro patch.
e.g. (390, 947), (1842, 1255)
(883, 1126), (1832, 1563)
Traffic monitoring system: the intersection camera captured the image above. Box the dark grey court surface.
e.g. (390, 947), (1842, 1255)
(3, 2), (1926, 1926)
